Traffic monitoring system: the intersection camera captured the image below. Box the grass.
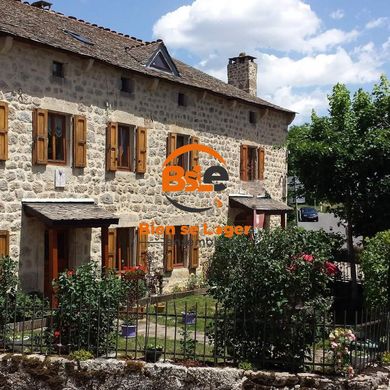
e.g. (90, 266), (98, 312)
(115, 334), (217, 362)
(147, 294), (218, 331)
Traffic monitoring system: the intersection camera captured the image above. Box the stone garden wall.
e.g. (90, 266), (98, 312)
(0, 38), (290, 292)
(0, 354), (389, 390)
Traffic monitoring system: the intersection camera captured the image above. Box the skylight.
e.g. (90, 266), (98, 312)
(64, 30), (94, 46)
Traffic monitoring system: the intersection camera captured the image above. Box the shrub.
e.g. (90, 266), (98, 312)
(0, 257), (46, 338)
(207, 227), (342, 370)
(50, 263), (125, 356)
(360, 230), (390, 307)
(69, 349), (94, 361)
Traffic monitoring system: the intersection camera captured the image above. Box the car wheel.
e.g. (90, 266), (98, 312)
(314, 218), (318, 222)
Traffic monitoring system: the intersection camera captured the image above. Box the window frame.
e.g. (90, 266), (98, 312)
(240, 144), (265, 182)
(172, 227), (187, 268)
(47, 112), (67, 166)
(175, 134), (190, 170)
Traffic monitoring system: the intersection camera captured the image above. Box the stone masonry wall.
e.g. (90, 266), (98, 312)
(0, 39), (290, 292)
(0, 355), (389, 390)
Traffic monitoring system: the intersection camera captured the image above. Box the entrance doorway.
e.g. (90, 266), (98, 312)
(44, 229), (69, 298)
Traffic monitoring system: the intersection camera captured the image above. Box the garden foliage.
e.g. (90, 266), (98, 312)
(360, 230), (390, 307)
(50, 263), (125, 355)
(207, 227), (342, 370)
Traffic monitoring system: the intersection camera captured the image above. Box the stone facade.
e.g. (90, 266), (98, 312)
(0, 355), (389, 390)
(0, 37), (291, 293)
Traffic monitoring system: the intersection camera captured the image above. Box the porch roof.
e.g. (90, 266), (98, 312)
(23, 200), (119, 227)
(229, 196), (292, 213)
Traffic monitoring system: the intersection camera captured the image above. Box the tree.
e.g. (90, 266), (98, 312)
(288, 76), (390, 296)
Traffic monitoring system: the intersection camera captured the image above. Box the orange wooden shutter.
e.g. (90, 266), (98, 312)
(32, 109), (48, 165)
(106, 122), (118, 171)
(0, 230), (9, 257)
(189, 230), (199, 269)
(136, 127), (147, 173)
(240, 145), (248, 181)
(190, 136), (199, 170)
(73, 115), (87, 168)
(137, 228), (148, 268)
(167, 133), (177, 165)
(0, 102), (9, 161)
(164, 231), (174, 272)
(107, 229), (117, 269)
(258, 147), (265, 180)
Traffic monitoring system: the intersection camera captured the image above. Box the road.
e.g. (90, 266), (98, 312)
(297, 212), (362, 246)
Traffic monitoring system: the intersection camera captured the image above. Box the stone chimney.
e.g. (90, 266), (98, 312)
(227, 52), (257, 96)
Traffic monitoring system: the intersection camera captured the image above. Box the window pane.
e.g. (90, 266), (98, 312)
(118, 126), (131, 169)
(48, 113), (66, 162)
(117, 228), (130, 269)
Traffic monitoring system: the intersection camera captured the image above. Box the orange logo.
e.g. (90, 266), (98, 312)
(162, 144), (229, 213)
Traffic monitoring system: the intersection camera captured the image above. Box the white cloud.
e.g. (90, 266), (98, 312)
(365, 17), (388, 29)
(153, 0), (356, 55)
(330, 9), (344, 20)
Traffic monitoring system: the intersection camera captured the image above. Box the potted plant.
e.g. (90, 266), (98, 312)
(145, 343), (164, 362)
(154, 302), (166, 313)
(181, 307), (197, 325)
(121, 316), (137, 338)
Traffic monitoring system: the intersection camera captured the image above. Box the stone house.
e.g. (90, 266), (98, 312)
(0, 0), (295, 299)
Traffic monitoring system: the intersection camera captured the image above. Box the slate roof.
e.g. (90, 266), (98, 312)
(23, 201), (119, 227)
(230, 196), (292, 212)
(0, 0), (294, 114)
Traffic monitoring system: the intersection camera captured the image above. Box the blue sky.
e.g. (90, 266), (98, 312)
(53, 0), (389, 123)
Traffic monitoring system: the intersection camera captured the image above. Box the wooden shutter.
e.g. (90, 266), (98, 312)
(106, 122), (118, 171)
(136, 127), (147, 173)
(240, 145), (248, 181)
(107, 229), (117, 269)
(32, 109), (48, 165)
(258, 147), (265, 180)
(190, 136), (199, 170)
(0, 230), (9, 257)
(0, 102), (9, 161)
(189, 231), (199, 269)
(164, 231), (174, 272)
(167, 132), (177, 165)
(137, 228), (148, 268)
(73, 115), (87, 168)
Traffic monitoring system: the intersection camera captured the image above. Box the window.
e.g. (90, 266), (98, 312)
(106, 124), (147, 173)
(164, 226), (199, 271)
(32, 109), (87, 168)
(63, 29), (94, 46)
(148, 49), (179, 76)
(167, 133), (199, 170)
(121, 77), (133, 93)
(249, 111), (257, 124)
(52, 61), (64, 78)
(117, 125), (133, 170)
(0, 230), (9, 257)
(107, 228), (148, 271)
(178, 93), (187, 107)
(240, 145), (265, 181)
(48, 113), (67, 164)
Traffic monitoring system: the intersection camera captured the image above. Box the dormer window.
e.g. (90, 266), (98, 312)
(147, 45), (179, 77)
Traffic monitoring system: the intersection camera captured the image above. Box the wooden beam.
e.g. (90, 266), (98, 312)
(229, 99), (237, 110)
(0, 36), (14, 55)
(197, 90), (208, 102)
(48, 229), (58, 307)
(101, 226), (109, 273)
(281, 213), (286, 229)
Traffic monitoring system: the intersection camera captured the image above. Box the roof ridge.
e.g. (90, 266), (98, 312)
(18, 0), (144, 43)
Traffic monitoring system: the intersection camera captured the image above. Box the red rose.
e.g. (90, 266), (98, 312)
(54, 330), (60, 338)
(325, 262), (338, 275)
(67, 269), (75, 277)
(301, 254), (314, 263)
(287, 263), (297, 272)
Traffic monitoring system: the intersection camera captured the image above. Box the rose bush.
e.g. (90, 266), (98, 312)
(207, 227), (343, 370)
(49, 263), (125, 356)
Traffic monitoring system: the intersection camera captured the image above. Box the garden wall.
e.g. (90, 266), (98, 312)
(0, 354), (389, 390)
